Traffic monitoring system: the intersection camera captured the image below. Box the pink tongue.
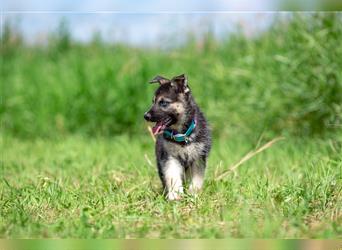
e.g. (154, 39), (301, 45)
(152, 121), (165, 135)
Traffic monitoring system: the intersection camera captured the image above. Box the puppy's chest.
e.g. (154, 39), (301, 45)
(163, 140), (204, 164)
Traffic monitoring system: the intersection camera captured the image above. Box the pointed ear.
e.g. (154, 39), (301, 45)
(149, 75), (170, 85)
(171, 74), (190, 93)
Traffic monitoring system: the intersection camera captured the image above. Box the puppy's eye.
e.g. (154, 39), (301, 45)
(159, 100), (169, 108)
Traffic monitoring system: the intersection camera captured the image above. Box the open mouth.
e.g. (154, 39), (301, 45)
(152, 117), (173, 135)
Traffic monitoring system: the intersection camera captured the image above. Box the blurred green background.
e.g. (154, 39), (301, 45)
(1, 13), (341, 140)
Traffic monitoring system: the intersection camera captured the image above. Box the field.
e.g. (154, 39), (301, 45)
(1, 134), (341, 238)
(1, 13), (341, 238)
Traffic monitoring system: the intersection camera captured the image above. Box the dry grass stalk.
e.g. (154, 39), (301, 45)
(216, 137), (285, 181)
(147, 125), (156, 142)
(144, 154), (153, 167)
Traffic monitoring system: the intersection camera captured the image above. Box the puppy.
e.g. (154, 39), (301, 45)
(144, 74), (211, 200)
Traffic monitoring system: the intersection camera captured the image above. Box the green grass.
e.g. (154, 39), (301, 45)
(1, 14), (342, 139)
(1, 133), (341, 238)
(1, 13), (342, 238)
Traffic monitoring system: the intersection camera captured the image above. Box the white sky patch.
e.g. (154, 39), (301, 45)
(3, 13), (292, 47)
(3, 0), (281, 11)
(2, 0), (292, 46)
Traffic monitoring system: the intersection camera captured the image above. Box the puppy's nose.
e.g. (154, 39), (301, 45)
(144, 112), (152, 121)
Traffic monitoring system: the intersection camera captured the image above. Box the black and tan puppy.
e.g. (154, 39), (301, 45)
(144, 74), (211, 200)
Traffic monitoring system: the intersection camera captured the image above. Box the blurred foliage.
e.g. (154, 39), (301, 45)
(1, 13), (342, 139)
(279, 0), (342, 10)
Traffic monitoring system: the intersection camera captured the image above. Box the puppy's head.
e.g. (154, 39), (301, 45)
(144, 74), (191, 135)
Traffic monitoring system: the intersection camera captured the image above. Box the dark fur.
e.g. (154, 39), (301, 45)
(144, 74), (211, 200)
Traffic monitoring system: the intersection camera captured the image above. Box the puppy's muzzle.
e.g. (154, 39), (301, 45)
(144, 112), (152, 121)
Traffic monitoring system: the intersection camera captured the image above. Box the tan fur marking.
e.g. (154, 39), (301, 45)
(156, 96), (172, 103)
(169, 102), (185, 114)
(169, 102), (185, 131)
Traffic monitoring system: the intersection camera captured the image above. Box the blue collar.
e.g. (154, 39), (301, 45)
(163, 119), (196, 144)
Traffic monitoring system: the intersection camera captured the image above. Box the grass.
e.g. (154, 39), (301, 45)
(1, 13), (341, 238)
(1, 14), (342, 138)
(1, 133), (341, 238)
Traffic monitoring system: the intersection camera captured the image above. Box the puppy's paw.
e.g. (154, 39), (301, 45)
(188, 185), (202, 196)
(167, 191), (182, 201)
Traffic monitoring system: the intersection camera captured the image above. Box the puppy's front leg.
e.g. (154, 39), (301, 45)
(188, 158), (206, 194)
(164, 157), (184, 201)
